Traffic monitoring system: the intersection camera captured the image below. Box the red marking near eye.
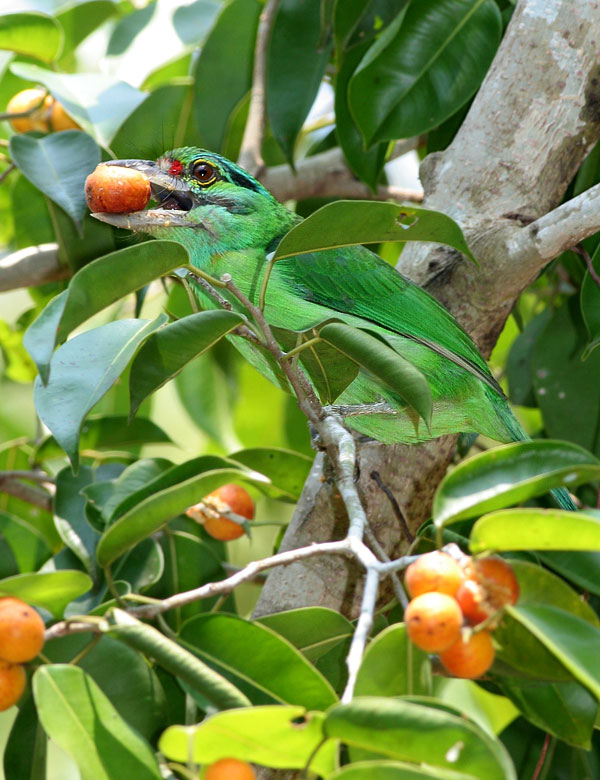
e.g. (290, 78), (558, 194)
(169, 160), (183, 176)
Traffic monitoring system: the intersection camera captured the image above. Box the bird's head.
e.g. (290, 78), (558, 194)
(91, 147), (298, 261)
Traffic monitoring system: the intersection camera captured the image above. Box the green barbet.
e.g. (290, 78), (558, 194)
(92, 148), (574, 510)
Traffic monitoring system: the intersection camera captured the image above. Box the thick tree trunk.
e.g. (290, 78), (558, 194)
(254, 0), (600, 618)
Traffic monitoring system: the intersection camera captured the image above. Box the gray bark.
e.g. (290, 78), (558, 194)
(254, 0), (600, 619)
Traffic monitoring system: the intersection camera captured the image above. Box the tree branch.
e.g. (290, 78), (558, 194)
(0, 243), (69, 292)
(237, 0), (280, 175)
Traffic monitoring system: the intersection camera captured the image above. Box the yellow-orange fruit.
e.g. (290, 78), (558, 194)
(6, 88), (50, 133)
(0, 598), (45, 663)
(404, 592), (463, 653)
(439, 629), (495, 679)
(186, 484), (255, 541)
(49, 100), (80, 131)
(458, 556), (519, 626)
(205, 758), (256, 780)
(0, 663), (26, 711)
(404, 551), (464, 598)
(85, 165), (151, 213)
(456, 578), (489, 626)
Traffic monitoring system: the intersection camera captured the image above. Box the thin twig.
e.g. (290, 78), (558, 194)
(364, 525), (408, 610)
(0, 479), (53, 512)
(370, 470), (414, 543)
(237, 0), (280, 175)
(531, 733), (552, 780)
(0, 470), (54, 484)
(0, 163), (16, 185)
(572, 244), (600, 290)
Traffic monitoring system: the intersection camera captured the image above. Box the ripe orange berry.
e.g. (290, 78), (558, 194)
(0, 662), (26, 711)
(6, 88), (50, 133)
(205, 758), (256, 780)
(474, 557), (519, 608)
(186, 484), (255, 541)
(48, 99), (80, 131)
(404, 551), (464, 598)
(85, 165), (151, 214)
(0, 598), (45, 663)
(439, 629), (495, 679)
(404, 592), (463, 653)
(456, 578), (489, 625)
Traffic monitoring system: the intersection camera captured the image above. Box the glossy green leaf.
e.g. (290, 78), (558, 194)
(10, 62), (146, 147)
(509, 604), (600, 701)
(0, 570), (92, 617)
(172, 0), (221, 45)
(470, 508), (600, 553)
(24, 241), (188, 383)
(348, 0), (501, 144)
(96, 467), (268, 566)
(46, 199), (115, 273)
(129, 310), (245, 418)
(500, 678), (596, 749)
(34, 317), (166, 469)
(33, 665), (161, 780)
(319, 323), (432, 427)
(580, 242), (600, 358)
(336, 41), (387, 190)
(180, 613), (337, 710)
(433, 440), (600, 526)
(230, 447), (313, 502)
(44, 634), (167, 740)
(0, 12), (62, 62)
(493, 561), (598, 681)
(55, 1), (116, 59)
(355, 624), (431, 698)
(267, 0), (332, 163)
(36, 415), (172, 461)
(274, 201), (476, 263)
(10, 131), (100, 226)
(257, 607), (353, 662)
(433, 678), (517, 737)
(3, 694), (46, 780)
(506, 311), (551, 407)
(10, 174), (54, 250)
(192, 0), (260, 152)
(532, 299), (600, 456)
(324, 697), (515, 780)
(538, 550), (600, 596)
(159, 705), (337, 777)
(0, 511), (51, 573)
(54, 466), (98, 576)
(328, 761), (476, 780)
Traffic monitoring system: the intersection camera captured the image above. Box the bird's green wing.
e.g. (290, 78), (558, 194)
(275, 244), (502, 396)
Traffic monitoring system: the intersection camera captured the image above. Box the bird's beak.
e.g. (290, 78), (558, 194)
(90, 158), (194, 230)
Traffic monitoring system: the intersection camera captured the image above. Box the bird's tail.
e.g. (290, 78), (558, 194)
(495, 401), (577, 511)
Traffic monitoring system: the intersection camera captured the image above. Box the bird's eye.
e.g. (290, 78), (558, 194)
(192, 161), (216, 184)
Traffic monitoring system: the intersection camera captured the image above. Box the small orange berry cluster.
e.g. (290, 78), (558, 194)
(0, 597), (45, 711)
(403, 550), (519, 678)
(186, 484), (255, 542)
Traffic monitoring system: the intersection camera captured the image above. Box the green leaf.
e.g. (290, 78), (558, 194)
(328, 761), (477, 780)
(46, 198), (115, 273)
(538, 550), (600, 597)
(506, 310), (551, 407)
(10, 62), (146, 147)
(36, 415), (172, 461)
(192, 0), (260, 152)
(324, 697), (516, 780)
(257, 607), (353, 662)
(267, 0), (332, 163)
(0, 12), (62, 62)
(10, 131), (100, 226)
(500, 678), (596, 749)
(580, 242), (600, 358)
(432, 440), (600, 526)
(33, 665), (161, 780)
(469, 508), (600, 553)
(319, 323), (432, 428)
(348, 0), (501, 145)
(230, 447), (313, 502)
(336, 41), (387, 190)
(55, 1), (117, 59)
(509, 604), (600, 701)
(273, 201), (476, 264)
(0, 571), (92, 618)
(96, 467), (268, 566)
(179, 613), (338, 710)
(355, 624), (431, 698)
(3, 694), (47, 780)
(0, 511), (51, 573)
(54, 466), (98, 577)
(532, 298), (600, 456)
(159, 705), (337, 777)
(129, 310), (245, 419)
(34, 317), (167, 470)
(24, 240), (188, 383)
